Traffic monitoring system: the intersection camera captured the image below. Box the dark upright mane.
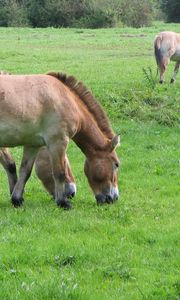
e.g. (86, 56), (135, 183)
(47, 72), (114, 140)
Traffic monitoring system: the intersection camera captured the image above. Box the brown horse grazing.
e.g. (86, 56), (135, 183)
(154, 31), (180, 83)
(0, 71), (76, 199)
(0, 147), (76, 198)
(0, 72), (120, 209)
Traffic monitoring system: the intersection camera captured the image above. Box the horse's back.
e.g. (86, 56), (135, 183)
(0, 74), (80, 147)
(154, 31), (180, 61)
(155, 31), (180, 47)
(0, 74), (68, 117)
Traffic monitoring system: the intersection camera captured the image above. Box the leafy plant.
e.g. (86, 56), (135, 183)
(142, 66), (157, 90)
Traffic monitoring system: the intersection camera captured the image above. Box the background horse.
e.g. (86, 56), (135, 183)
(154, 31), (180, 83)
(0, 72), (120, 209)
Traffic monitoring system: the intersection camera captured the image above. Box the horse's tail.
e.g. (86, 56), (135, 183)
(154, 35), (163, 70)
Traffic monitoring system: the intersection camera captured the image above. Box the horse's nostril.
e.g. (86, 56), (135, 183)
(66, 191), (75, 199)
(96, 194), (105, 205)
(65, 183), (76, 199)
(105, 195), (113, 204)
(114, 194), (119, 201)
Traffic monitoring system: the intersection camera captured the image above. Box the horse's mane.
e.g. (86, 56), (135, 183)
(47, 72), (114, 139)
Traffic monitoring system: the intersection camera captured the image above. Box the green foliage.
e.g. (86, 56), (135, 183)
(0, 0), (29, 27)
(75, 9), (116, 29)
(0, 1), (8, 26)
(0, 0), (163, 28)
(26, 0), (90, 28)
(26, 0), (47, 28)
(142, 66), (157, 90)
(120, 0), (154, 28)
(160, 0), (180, 23)
(0, 0), (117, 28)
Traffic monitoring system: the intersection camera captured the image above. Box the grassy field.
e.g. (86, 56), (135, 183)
(0, 22), (179, 299)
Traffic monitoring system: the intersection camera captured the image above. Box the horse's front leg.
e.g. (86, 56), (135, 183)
(48, 140), (71, 209)
(171, 62), (180, 83)
(0, 148), (18, 195)
(11, 146), (39, 207)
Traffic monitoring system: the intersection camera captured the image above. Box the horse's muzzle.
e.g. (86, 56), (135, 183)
(65, 182), (77, 199)
(95, 187), (119, 205)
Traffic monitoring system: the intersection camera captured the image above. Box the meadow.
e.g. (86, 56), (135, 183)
(0, 22), (179, 299)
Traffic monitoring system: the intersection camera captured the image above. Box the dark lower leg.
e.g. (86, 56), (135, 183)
(48, 142), (72, 209)
(0, 148), (18, 194)
(159, 66), (166, 83)
(11, 147), (38, 207)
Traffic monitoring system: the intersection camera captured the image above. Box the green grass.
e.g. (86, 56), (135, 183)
(0, 22), (180, 299)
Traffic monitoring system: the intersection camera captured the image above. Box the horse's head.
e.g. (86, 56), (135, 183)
(84, 135), (120, 205)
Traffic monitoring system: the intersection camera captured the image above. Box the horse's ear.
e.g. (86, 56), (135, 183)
(110, 135), (120, 151)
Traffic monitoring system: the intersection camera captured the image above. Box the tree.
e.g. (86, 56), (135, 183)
(0, 0), (160, 28)
(120, 0), (154, 28)
(160, 0), (180, 22)
(0, 0), (29, 26)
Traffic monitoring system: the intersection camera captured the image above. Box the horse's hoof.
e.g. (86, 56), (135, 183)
(159, 80), (163, 84)
(11, 196), (24, 207)
(170, 78), (174, 84)
(57, 199), (72, 210)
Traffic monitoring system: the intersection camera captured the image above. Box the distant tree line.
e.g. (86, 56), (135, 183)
(160, 0), (180, 23)
(0, 0), (179, 28)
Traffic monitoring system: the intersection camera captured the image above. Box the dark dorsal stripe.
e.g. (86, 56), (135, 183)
(47, 72), (114, 140)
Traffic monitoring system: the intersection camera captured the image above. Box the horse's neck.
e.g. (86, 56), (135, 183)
(73, 115), (108, 156)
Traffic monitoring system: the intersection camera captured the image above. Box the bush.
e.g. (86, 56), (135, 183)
(75, 9), (116, 28)
(120, 0), (154, 28)
(0, 5), (8, 26)
(0, 0), (29, 27)
(0, 0), (158, 28)
(25, 0), (91, 28)
(7, 0), (29, 27)
(160, 0), (180, 23)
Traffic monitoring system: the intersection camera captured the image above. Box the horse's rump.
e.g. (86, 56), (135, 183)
(0, 74), (78, 147)
(154, 31), (180, 83)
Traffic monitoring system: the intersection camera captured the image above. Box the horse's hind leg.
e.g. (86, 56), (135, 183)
(159, 57), (169, 84)
(11, 146), (38, 207)
(171, 62), (180, 83)
(0, 148), (17, 194)
(35, 147), (76, 199)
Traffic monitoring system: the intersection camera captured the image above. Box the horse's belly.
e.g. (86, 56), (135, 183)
(0, 122), (44, 147)
(171, 46), (180, 61)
